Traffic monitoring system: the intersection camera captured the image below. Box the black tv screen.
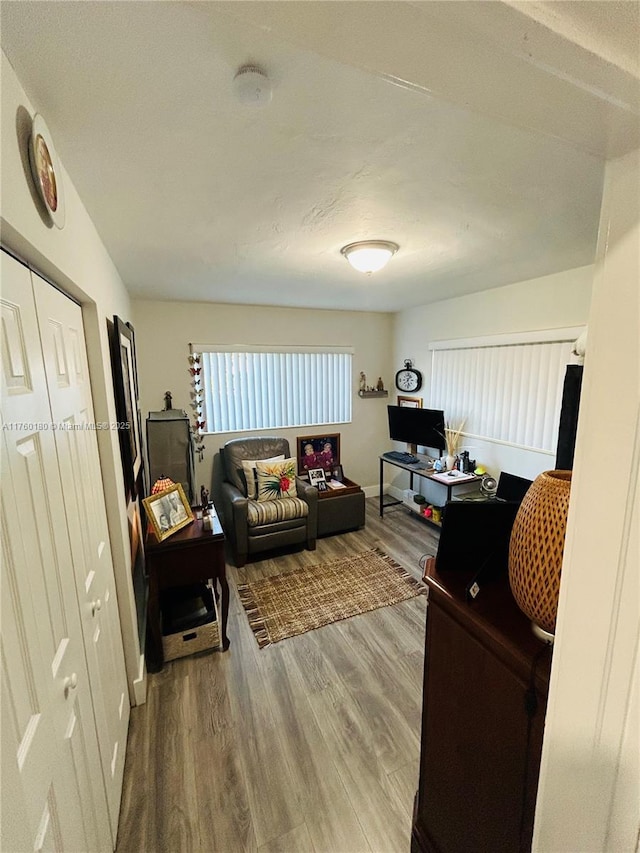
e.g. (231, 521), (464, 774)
(387, 405), (446, 451)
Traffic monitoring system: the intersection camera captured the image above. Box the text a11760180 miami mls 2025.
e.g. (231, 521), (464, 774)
(1, 420), (129, 431)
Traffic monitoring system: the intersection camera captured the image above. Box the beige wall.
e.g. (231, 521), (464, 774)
(132, 300), (393, 492)
(392, 265), (594, 496)
(1, 51), (143, 702)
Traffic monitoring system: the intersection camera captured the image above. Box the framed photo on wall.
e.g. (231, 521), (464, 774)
(109, 316), (143, 500)
(397, 395), (423, 408)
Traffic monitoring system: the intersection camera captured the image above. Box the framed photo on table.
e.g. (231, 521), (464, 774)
(397, 395), (422, 408)
(308, 468), (328, 491)
(142, 483), (194, 542)
(297, 433), (340, 474)
(331, 464), (344, 483)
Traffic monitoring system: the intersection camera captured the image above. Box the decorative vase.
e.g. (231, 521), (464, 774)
(508, 470), (572, 641)
(445, 454), (456, 471)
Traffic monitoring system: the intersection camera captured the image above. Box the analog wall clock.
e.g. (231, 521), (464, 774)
(395, 360), (423, 393)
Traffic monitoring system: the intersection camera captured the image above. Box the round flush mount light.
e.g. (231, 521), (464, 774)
(341, 241), (399, 274)
(233, 65), (272, 107)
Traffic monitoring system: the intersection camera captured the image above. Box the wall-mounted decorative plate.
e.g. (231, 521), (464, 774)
(29, 113), (65, 229)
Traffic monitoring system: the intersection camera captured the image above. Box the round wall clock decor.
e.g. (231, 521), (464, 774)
(395, 359), (423, 393)
(29, 113), (66, 229)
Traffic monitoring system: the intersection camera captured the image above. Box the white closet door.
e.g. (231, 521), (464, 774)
(1, 251), (111, 852)
(33, 273), (130, 836)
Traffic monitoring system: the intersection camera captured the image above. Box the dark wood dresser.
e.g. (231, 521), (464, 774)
(412, 561), (552, 853)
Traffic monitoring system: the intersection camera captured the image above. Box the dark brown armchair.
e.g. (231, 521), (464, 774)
(213, 437), (317, 567)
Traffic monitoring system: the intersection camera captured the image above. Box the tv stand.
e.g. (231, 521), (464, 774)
(379, 454), (479, 519)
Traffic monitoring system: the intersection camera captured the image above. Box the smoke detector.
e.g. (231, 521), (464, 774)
(233, 65), (272, 107)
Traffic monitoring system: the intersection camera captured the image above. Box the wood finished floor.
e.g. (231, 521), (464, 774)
(116, 499), (440, 853)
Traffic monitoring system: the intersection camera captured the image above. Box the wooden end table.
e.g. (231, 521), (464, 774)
(145, 509), (229, 671)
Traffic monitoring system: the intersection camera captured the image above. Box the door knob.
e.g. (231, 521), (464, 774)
(64, 673), (78, 695)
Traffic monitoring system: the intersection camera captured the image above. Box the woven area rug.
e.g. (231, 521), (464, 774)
(237, 547), (426, 648)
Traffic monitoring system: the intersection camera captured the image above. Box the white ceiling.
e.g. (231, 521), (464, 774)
(1, 2), (638, 312)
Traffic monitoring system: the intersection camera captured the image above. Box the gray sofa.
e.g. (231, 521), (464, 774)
(213, 437), (317, 567)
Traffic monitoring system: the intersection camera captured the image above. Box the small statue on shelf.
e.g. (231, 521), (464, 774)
(359, 371), (367, 392)
(164, 390), (173, 410)
(376, 377), (384, 391)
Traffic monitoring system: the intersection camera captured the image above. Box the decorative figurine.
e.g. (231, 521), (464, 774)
(200, 485), (210, 512)
(359, 372), (367, 392)
(376, 377), (384, 391)
(164, 390), (173, 410)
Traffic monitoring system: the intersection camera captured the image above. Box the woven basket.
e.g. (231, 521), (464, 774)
(508, 470), (572, 635)
(162, 618), (220, 662)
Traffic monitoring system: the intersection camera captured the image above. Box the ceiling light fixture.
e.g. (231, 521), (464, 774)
(341, 240), (399, 274)
(232, 64), (272, 107)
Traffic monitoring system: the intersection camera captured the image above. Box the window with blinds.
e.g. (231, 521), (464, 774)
(194, 345), (353, 434)
(429, 328), (584, 454)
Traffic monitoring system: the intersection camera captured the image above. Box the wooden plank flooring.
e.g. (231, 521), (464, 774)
(116, 499), (439, 853)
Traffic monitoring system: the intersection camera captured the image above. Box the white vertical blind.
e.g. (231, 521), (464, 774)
(196, 347), (352, 433)
(429, 329), (582, 453)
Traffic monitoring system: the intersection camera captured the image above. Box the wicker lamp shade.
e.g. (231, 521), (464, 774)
(508, 470), (572, 637)
(151, 476), (175, 495)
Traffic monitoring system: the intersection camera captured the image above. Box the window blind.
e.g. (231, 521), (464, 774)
(429, 328), (583, 453)
(194, 346), (352, 433)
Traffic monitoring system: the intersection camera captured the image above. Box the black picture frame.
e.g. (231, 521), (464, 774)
(109, 316), (142, 500)
(331, 464), (344, 483)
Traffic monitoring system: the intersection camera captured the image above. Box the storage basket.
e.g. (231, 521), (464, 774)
(162, 617), (220, 662)
(161, 582), (219, 661)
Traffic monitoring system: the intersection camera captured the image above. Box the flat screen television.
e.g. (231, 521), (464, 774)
(387, 405), (446, 452)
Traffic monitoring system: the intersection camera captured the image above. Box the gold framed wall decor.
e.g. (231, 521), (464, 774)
(397, 395), (423, 408)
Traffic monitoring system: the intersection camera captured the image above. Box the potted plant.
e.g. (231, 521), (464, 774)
(444, 420), (465, 470)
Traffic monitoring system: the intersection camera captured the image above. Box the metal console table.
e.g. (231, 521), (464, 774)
(379, 453), (479, 518)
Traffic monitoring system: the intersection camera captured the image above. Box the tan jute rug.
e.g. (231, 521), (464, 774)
(237, 548), (426, 648)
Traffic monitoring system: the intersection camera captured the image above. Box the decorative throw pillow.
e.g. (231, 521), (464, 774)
(241, 455), (285, 500)
(256, 458), (298, 501)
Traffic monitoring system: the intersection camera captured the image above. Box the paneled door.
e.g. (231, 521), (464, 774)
(1, 251), (112, 851)
(34, 273), (129, 835)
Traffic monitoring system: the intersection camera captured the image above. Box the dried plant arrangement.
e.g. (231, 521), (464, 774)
(444, 420), (466, 457)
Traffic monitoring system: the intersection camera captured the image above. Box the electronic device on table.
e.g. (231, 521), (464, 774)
(495, 471), (533, 503)
(386, 405), (446, 455)
(436, 500), (521, 595)
(384, 450), (420, 464)
(435, 470), (533, 599)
